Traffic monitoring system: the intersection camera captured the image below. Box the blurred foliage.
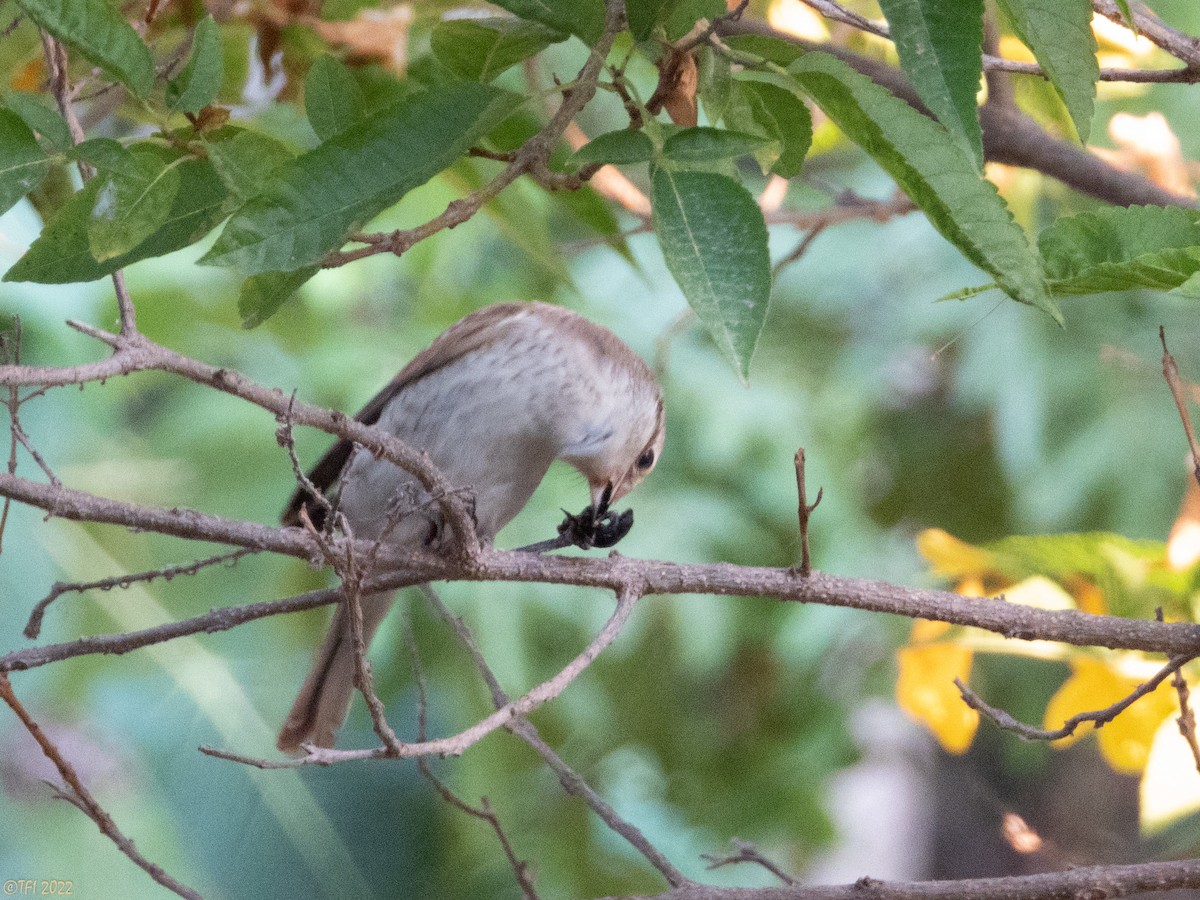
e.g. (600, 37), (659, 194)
(1, 0), (1200, 897)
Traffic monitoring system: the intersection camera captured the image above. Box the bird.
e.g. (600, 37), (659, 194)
(276, 301), (665, 752)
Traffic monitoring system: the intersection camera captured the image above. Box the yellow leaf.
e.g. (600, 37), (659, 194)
(916, 528), (992, 579)
(1044, 657), (1178, 772)
(896, 644), (977, 754)
(1141, 712), (1200, 833)
(910, 618), (951, 643)
(1005, 575), (1076, 611)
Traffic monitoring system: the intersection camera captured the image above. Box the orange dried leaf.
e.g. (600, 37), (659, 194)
(896, 643), (978, 754)
(309, 6), (414, 75)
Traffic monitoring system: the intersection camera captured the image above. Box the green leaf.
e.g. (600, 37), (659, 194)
(13, 0), (155, 98)
(877, 0), (984, 166)
(665, 0), (723, 41)
(68, 137), (134, 173)
(0, 109), (50, 216)
(725, 79), (811, 178)
(651, 168), (770, 382)
(167, 15), (223, 115)
(431, 18), (566, 83)
(722, 34), (804, 67)
(87, 148), (182, 262)
(304, 55), (364, 141)
(696, 45), (733, 124)
(204, 128), (295, 203)
(996, 0), (1097, 143)
(789, 51), (1058, 322)
(489, 0), (603, 44)
(200, 82), (520, 275)
(662, 126), (775, 164)
(4, 93), (71, 151)
(1037, 205), (1200, 296)
(239, 266), (319, 328)
(5, 152), (228, 283)
(626, 0), (680, 40)
(570, 129), (654, 167)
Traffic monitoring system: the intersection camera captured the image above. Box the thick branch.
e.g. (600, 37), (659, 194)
(616, 857), (1200, 898)
(5, 469), (1200, 671)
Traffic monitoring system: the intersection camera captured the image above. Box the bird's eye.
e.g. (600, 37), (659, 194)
(636, 449), (655, 470)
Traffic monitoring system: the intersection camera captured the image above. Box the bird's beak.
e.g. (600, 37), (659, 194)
(590, 480), (614, 513)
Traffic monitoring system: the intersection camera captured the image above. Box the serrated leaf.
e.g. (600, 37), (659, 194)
(489, 0), (603, 44)
(725, 79), (811, 178)
(626, 0), (679, 40)
(789, 51), (1058, 322)
(204, 128), (295, 203)
(431, 18), (566, 83)
(996, 0), (1097, 143)
(87, 149), (182, 262)
(0, 109), (50, 216)
(662, 126), (775, 164)
(651, 168), (770, 382)
(167, 15), (223, 115)
(4, 93), (71, 151)
(14, 0), (155, 98)
(878, 0), (984, 166)
(1038, 205), (1200, 296)
(200, 82), (520, 276)
(5, 152), (227, 284)
(239, 266), (318, 328)
(570, 129), (654, 168)
(304, 56), (364, 142)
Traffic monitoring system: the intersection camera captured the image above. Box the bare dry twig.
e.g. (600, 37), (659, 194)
(1172, 667), (1200, 775)
(1162, 327), (1200, 488)
(955, 655), (1192, 742)
(408, 624), (539, 900)
(0, 674), (202, 900)
(24, 547), (256, 639)
(198, 586), (643, 767)
(419, 585), (690, 889)
(703, 838), (796, 885)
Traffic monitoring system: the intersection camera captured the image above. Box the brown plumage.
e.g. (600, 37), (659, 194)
(277, 301), (664, 752)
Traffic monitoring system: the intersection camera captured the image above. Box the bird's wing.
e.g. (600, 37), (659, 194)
(281, 303), (537, 527)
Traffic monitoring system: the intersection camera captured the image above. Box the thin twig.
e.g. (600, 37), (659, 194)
(772, 223), (827, 281)
(0, 673), (202, 899)
(702, 838), (796, 885)
(408, 623), (540, 899)
(1162, 327), (1200, 488)
(320, 0), (626, 269)
(419, 585), (690, 889)
(200, 584), (645, 767)
(792, 448), (823, 577)
(956, 655), (1192, 742)
(1172, 667), (1200, 775)
(24, 547), (257, 639)
(799, 0), (1200, 83)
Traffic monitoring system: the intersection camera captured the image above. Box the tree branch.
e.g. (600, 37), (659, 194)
(0, 674), (202, 900)
(615, 857), (1200, 899)
(717, 20), (1200, 210)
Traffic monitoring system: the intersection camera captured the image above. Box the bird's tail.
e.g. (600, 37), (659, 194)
(277, 590), (395, 753)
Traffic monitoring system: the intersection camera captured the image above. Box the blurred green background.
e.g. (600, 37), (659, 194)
(4, 1), (1200, 897)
